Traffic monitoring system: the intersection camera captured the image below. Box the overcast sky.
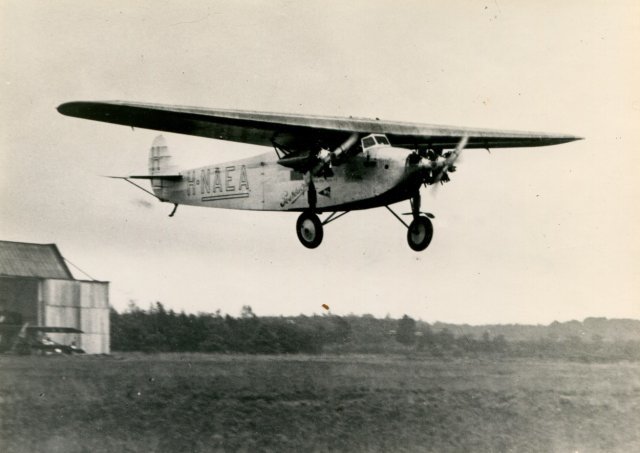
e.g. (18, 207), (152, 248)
(1, 1), (638, 324)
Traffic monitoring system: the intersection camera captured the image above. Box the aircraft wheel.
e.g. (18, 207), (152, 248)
(407, 216), (433, 251)
(296, 212), (323, 249)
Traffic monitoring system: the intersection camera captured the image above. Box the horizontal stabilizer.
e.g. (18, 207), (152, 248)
(129, 174), (182, 181)
(105, 175), (182, 181)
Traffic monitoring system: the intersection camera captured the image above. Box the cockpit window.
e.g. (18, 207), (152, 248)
(362, 136), (376, 149)
(375, 135), (390, 145)
(362, 134), (390, 150)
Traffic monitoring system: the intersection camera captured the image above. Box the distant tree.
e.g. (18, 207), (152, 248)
(293, 325), (324, 353)
(250, 324), (281, 353)
(435, 328), (456, 349)
(566, 335), (584, 347)
(480, 331), (493, 352)
(126, 300), (142, 313)
(493, 334), (508, 353)
(416, 325), (435, 352)
(396, 315), (416, 345)
(455, 334), (476, 353)
(198, 314), (230, 352)
(330, 316), (352, 344)
(240, 305), (256, 319)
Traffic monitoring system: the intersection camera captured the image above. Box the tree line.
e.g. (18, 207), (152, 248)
(110, 303), (350, 354)
(110, 304), (640, 361)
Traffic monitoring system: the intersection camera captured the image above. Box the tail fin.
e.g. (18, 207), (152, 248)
(149, 135), (177, 176)
(142, 135), (181, 200)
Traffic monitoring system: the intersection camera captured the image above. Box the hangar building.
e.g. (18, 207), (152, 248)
(0, 241), (110, 354)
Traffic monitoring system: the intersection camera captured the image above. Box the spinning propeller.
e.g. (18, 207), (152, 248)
(418, 135), (469, 187)
(306, 133), (360, 208)
(311, 133), (359, 176)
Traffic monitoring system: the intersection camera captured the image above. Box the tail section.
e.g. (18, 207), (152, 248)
(125, 135), (181, 201)
(145, 135), (181, 200)
(148, 135), (177, 176)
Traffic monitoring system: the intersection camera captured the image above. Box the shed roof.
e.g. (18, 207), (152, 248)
(0, 241), (73, 279)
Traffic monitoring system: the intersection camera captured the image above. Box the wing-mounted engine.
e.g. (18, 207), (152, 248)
(276, 133), (360, 176)
(408, 135), (469, 186)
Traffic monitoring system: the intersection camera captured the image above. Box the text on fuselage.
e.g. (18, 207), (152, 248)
(186, 165), (249, 196)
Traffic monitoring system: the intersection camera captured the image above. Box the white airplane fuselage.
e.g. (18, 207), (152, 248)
(155, 146), (421, 212)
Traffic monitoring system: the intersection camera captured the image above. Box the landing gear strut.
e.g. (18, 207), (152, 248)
(385, 192), (434, 252)
(296, 211), (324, 249)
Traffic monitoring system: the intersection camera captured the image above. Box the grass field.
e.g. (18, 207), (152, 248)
(1, 354), (639, 452)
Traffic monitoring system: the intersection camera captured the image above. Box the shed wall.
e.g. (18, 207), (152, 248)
(79, 282), (109, 308)
(41, 279), (110, 354)
(42, 279), (81, 308)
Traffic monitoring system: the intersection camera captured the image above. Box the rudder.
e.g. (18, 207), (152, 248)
(147, 135), (179, 200)
(149, 135), (177, 176)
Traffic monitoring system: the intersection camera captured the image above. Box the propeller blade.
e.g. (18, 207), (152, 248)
(432, 134), (468, 185)
(311, 133), (359, 176)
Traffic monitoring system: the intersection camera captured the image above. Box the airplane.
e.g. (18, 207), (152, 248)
(57, 101), (581, 251)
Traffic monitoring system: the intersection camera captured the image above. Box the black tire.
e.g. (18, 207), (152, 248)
(407, 216), (433, 251)
(296, 212), (324, 249)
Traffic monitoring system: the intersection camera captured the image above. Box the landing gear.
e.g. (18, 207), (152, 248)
(407, 216), (433, 251)
(297, 172), (323, 249)
(407, 191), (433, 251)
(296, 211), (323, 249)
(384, 191), (435, 252)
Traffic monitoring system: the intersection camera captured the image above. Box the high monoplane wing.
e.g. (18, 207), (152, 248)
(58, 101), (581, 151)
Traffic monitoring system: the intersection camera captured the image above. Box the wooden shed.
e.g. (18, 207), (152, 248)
(0, 241), (109, 354)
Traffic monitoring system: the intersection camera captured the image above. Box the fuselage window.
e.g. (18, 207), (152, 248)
(362, 136), (376, 149)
